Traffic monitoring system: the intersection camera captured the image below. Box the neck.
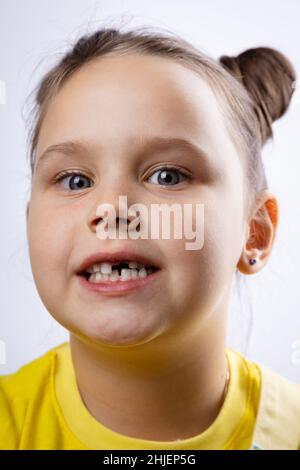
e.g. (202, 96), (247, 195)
(69, 305), (229, 441)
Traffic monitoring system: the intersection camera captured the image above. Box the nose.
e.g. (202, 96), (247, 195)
(91, 214), (133, 234)
(87, 181), (138, 236)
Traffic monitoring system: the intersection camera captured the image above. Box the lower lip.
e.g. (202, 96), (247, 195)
(77, 269), (162, 296)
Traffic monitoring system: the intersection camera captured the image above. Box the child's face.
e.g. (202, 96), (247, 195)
(27, 54), (247, 347)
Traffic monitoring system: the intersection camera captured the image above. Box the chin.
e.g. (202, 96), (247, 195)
(74, 319), (160, 348)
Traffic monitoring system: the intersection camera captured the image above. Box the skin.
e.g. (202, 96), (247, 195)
(26, 53), (278, 441)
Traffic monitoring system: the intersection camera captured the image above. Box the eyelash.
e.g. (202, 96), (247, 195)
(53, 166), (192, 190)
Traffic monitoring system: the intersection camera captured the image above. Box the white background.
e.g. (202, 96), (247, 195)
(0, 0), (299, 381)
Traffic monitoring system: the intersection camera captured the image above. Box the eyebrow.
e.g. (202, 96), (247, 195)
(35, 136), (212, 171)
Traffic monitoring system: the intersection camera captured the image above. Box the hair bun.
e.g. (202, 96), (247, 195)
(219, 47), (297, 144)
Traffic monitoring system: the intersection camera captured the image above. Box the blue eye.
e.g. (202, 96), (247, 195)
(53, 167), (191, 191)
(54, 171), (92, 191)
(147, 167), (190, 186)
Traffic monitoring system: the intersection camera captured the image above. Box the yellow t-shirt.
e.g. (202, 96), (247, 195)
(0, 341), (262, 450)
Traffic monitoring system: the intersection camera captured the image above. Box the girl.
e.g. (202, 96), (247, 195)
(0, 26), (299, 450)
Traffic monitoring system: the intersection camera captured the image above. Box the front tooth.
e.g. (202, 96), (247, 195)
(100, 263), (112, 274)
(88, 266), (151, 283)
(130, 269), (138, 279)
(120, 268), (132, 281)
(110, 270), (119, 281)
(138, 267), (147, 278)
(95, 272), (103, 281)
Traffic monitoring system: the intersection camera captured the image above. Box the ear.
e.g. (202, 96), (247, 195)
(237, 190), (279, 275)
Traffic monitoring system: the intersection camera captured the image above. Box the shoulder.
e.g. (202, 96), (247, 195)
(249, 359), (300, 449)
(255, 360), (300, 411)
(227, 347), (300, 397)
(0, 342), (67, 449)
(226, 347), (262, 382)
(0, 342), (67, 399)
(227, 348), (300, 449)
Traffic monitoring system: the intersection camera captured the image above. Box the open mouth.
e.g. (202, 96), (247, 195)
(79, 261), (160, 284)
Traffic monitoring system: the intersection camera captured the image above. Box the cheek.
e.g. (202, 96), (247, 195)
(27, 198), (74, 284)
(167, 191), (244, 294)
(27, 198), (79, 319)
(203, 192), (245, 276)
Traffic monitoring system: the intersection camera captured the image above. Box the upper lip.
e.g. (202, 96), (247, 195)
(77, 250), (161, 274)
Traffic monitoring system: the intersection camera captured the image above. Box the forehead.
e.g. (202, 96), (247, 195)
(36, 53), (233, 160)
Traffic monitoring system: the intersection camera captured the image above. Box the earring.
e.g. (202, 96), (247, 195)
(249, 258), (257, 266)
